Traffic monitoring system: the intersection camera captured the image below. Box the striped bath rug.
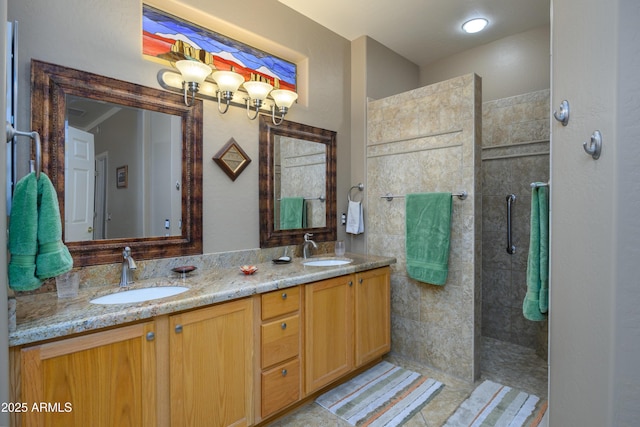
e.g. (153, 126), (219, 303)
(444, 380), (548, 427)
(315, 361), (444, 426)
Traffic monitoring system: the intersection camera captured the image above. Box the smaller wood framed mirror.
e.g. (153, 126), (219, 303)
(213, 138), (252, 181)
(259, 115), (337, 247)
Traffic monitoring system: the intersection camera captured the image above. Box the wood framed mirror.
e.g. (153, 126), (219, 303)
(31, 60), (203, 266)
(259, 115), (336, 247)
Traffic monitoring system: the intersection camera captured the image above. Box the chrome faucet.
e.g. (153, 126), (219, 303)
(119, 246), (137, 287)
(303, 233), (318, 259)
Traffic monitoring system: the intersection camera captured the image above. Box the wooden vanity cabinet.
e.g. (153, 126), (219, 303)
(258, 286), (302, 420)
(169, 298), (254, 427)
(354, 267), (391, 367)
(10, 265), (391, 427)
(15, 322), (157, 427)
(304, 274), (354, 394)
(304, 267), (391, 395)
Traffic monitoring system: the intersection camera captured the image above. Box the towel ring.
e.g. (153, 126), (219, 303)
(348, 183), (364, 202)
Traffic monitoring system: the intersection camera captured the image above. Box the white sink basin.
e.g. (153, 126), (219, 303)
(90, 286), (189, 305)
(303, 258), (352, 267)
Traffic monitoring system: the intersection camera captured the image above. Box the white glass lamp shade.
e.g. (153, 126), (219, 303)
(271, 89), (298, 108)
(243, 81), (273, 101)
(175, 60), (212, 84)
(211, 70), (245, 93)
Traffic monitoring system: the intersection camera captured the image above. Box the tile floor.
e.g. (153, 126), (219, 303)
(268, 337), (548, 426)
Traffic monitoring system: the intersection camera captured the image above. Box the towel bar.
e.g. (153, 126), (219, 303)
(278, 196), (325, 202)
(530, 182), (549, 188)
(381, 191), (467, 201)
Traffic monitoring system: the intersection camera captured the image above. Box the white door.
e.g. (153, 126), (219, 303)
(550, 0), (640, 425)
(65, 126), (95, 241)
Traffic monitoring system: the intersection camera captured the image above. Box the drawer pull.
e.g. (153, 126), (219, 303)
(281, 322), (287, 330)
(146, 332), (155, 341)
(175, 324), (183, 334)
(281, 292), (287, 300)
(282, 369), (288, 376)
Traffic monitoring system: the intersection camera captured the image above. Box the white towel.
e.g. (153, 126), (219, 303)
(346, 200), (364, 234)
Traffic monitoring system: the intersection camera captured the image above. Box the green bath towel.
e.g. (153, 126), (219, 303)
(8, 172), (73, 291)
(280, 197), (305, 230)
(8, 172), (42, 291)
(523, 184), (549, 321)
(36, 173), (73, 279)
(405, 193), (452, 286)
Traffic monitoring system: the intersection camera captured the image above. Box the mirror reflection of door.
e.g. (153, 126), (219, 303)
(65, 95), (182, 241)
(65, 126), (95, 241)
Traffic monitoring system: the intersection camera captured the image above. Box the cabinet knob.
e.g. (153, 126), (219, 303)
(349, 281), (353, 287)
(359, 278), (363, 284)
(281, 292), (287, 300)
(146, 332), (155, 341)
(282, 369), (288, 376)
(175, 324), (183, 334)
(281, 322), (287, 330)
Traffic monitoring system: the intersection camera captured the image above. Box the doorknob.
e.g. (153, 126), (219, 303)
(87, 226), (93, 233)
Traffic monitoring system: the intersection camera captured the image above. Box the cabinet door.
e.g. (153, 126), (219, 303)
(170, 299), (253, 427)
(355, 267), (391, 367)
(304, 275), (354, 394)
(20, 322), (157, 427)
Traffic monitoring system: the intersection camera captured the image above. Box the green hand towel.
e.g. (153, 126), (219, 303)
(405, 193), (452, 286)
(280, 197), (305, 230)
(523, 185), (549, 321)
(36, 173), (73, 279)
(8, 172), (42, 291)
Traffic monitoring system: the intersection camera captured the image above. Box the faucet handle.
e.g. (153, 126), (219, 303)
(304, 233), (314, 241)
(123, 246), (132, 258)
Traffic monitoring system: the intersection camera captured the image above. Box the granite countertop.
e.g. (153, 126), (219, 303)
(9, 253), (395, 347)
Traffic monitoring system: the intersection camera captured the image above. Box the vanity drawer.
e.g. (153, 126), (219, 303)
(261, 314), (300, 368)
(261, 358), (300, 418)
(262, 286), (300, 320)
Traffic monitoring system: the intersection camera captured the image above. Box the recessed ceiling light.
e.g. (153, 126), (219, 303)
(462, 18), (488, 34)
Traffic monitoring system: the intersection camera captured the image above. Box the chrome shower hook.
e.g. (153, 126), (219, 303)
(553, 100), (570, 126)
(583, 130), (602, 160)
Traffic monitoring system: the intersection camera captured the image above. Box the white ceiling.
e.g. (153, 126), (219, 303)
(278, 0), (550, 67)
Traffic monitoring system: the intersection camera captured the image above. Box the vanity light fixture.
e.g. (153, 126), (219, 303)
(211, 70), (245, 114)
(270, 89), (299, 125)
(158, 62), (298, 124)
(462, 18), (488, 34)
(175, 60), (212, 107)
(243, 80), (273, 120)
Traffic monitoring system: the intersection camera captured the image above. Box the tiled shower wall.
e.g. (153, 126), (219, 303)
(366, 74), (482, 382)
(481, 89), (550, 359)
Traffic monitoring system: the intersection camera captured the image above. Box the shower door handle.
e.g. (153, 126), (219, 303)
(506, 194), (516, 255)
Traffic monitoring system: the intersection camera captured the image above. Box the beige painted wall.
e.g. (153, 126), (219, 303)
(8, 0), (351, 253)
(420, 26), (550, 102)
(550, 0), (640, 424)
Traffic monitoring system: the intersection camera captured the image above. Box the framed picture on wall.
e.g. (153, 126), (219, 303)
(116, 165), (128, 188)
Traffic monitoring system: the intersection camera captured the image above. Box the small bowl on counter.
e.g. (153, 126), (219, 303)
(240, 265), (258, 275)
